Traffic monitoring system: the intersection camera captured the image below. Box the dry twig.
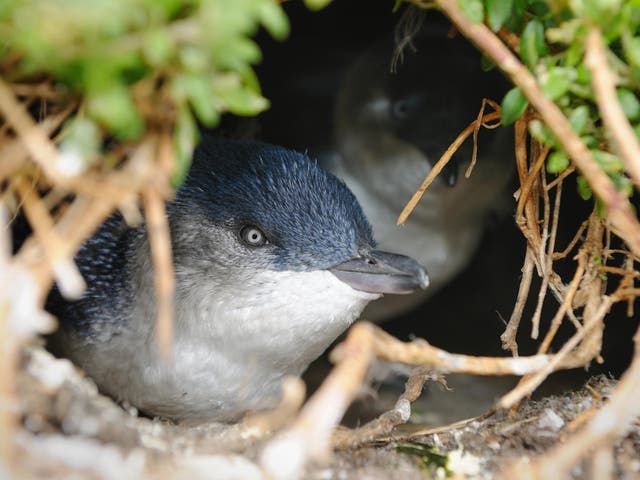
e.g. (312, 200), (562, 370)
(332, 367), (438, 449)
(0, 78), (63, 182)
(244, 377), (306, 434)
(397, 110), (501, 225)
(586, 27), (640, 187)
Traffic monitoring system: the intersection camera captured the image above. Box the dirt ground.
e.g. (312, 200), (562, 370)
(8, 344), (639, 480)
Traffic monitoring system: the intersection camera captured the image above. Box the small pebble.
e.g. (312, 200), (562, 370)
(537, 408), (564, 432)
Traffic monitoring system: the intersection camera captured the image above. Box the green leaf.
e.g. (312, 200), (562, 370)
(529, 119), (557, 147)
(568, 105), (590, 134)
(222, 87), (269, 116)
(529, 0), (551, 17)
(183, 74), (220, 127)
(576, 64), (592, 84)
(520, 19), (548, 69)
(487, 0), (513, 31)
(143, 29), (174, 67)
(303, 0), (333, 11)
(501, 87), (528, 125)
(396, 443), (450, 472)
(565, 40), (584, 67)
(239, 67), (262, 94)
(257, 1), (290, 41)
(547, 150), (570, 174)
(610, 172), (633, 197)
(505, 0), (528, 30)
(576, 175), (593, 200)
(591, 150), (624, 173)
(617, 88), (640, 120)
(212, 37), (262, 69)
(541, 67), (573, 100)
(570, 0), (622, 27)
(546, 19), (582, 44)
(582, 135), (599, 148)
(87, 85), (144, 140)
(457, 0), (484, 23)
(179, 46), (209, 72)
(623, 35), (640, 67)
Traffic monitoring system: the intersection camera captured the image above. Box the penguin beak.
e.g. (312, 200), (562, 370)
(330, 250), (429, 295)
(395, 131), (460, 188)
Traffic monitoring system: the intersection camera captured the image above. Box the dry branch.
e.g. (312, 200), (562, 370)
(13, 177), (85, 299)
(332, 367), (438, 449)
(501, 249), (535, 355)
(261, 322), (374, 480)
(586, 27), (640, 187)
(397, 109), (501, 225)
(0, 78), (63, 182)
(530, 175), (561, 340)
(143, 181), (175, 360)
(244, 377), (306, 434)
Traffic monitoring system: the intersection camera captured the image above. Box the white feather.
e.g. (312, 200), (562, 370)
(81, 269), (379, 422)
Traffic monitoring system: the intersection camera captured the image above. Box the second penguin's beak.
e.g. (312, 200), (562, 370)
(330, 250), (429, 295)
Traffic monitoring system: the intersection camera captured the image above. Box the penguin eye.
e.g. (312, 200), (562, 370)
(392, 99), (409, 120)
(239, 225), (268, 247)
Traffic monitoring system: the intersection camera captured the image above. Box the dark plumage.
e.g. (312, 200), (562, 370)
(172, 138), (375, 270)
(45, 138), (427, 422)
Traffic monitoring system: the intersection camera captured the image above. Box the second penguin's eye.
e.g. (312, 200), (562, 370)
(240, 225), (268, 247)
(392, 100), (409, 119)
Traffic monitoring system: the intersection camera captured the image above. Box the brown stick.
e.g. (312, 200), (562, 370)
(501, 249), (535, 355)
(0, 308), (18, 469)
(530, 177), (562, 339)
(553, 219), (588, 260)
(397, 111), (501, 225)
(244, 377), (306, 433)
(585, 27), (640, 187)
(143, 187), (175, 360)
(374, 408), (497, 443)
(13, 178), (85, 299)
(498, 295), (613, 408)
(465, 99), (492, 178)
(15, 136), (157, 292)
(538, 255), (586, 354)
(260, 322), (374, 479)
(0, 77), (62, 182)
(332, 367), (436, 449)
(370, 325), (559, 375)
(0, 107), (73, 181)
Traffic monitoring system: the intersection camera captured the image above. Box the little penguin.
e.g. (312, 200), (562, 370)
(47, 138), (429, 423)
(323, 25), (514, 321)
